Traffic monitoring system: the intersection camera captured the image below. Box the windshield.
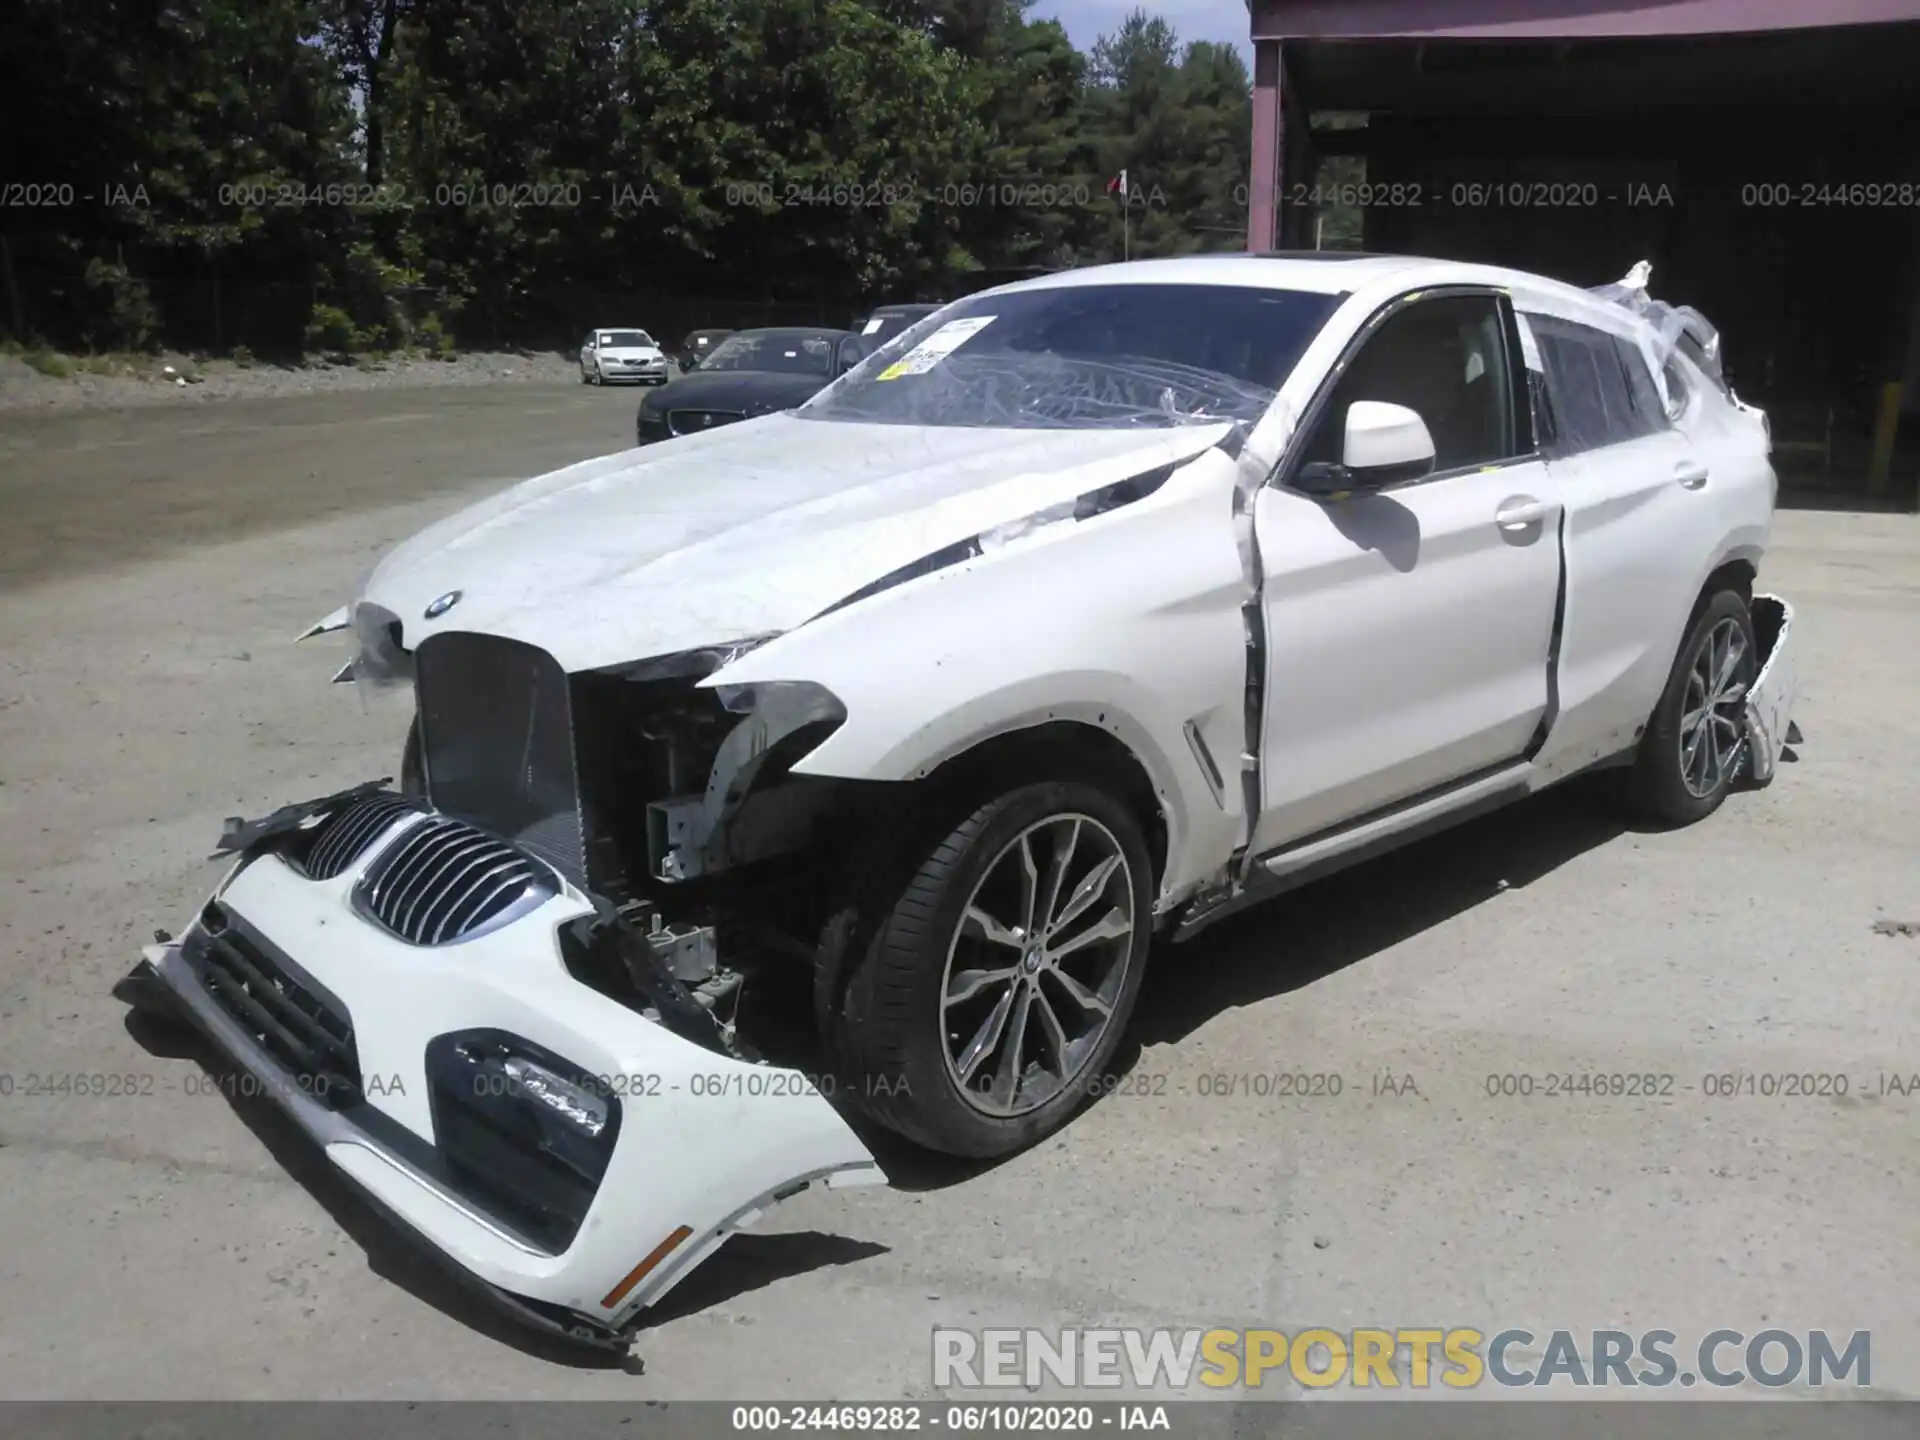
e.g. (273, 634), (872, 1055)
(801, 283), (1342, 432)
(861, 309), (940, 346)
(599, 331), (652, 348)
(701, 332), (838, 376)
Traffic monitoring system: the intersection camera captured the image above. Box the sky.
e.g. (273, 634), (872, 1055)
(1033, 0), (1256, 67)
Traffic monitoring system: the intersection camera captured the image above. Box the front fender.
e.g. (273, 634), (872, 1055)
(704, 452), (1251, 906)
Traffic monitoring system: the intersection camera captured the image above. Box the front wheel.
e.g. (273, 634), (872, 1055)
(1626, 589), (1757, 825)
(817, 780), (1153, 1158)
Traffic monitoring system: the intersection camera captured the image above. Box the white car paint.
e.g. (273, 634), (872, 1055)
(580, 328), (668, 385)
(143, 849), (879, 1328)
(141, 253), (1795, 1346)
(370, 418), (1236, 674)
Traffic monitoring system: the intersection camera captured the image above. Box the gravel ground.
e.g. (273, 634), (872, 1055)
(0, 348), (587, 413)
(0, 386), (1915, 1405)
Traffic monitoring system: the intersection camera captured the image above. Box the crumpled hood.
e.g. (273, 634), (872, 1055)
(361, 414), (1232, 673)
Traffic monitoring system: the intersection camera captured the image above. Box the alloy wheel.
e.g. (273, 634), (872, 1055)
(939, 813), (1138, 1118)
(1679, 615), (1751, 799)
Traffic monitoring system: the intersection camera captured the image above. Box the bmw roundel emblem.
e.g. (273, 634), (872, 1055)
(424, 590), (463, 619)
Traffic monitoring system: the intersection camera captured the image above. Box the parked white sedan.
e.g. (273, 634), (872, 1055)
(120, 254), (1794, 1349)
(579, 327), (668, 385)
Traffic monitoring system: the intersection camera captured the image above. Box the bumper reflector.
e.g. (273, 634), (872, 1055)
(602, 1224), (694, 1310)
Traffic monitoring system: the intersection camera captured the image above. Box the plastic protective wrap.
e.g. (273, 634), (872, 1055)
(1587, 260), (1728, 392)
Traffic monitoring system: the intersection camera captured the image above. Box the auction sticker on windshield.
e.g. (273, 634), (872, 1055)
(877, 315), (996, 379)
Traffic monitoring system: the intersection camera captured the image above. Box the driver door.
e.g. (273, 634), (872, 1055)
(1248, 289), (1564, 854)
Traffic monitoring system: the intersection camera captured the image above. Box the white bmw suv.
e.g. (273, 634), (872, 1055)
(122, 254), (1795, 1347)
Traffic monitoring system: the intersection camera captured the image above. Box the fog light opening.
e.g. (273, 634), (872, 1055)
(503, 1054), (609, 1138)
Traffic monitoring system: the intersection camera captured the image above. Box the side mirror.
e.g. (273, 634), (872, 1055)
(834, 337), (870, 376)
(1295, 401), (1436, 496)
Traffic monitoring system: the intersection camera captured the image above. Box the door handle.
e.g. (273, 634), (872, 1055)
(1496, 496), (1548, 530)
(1675, 461), (1710, 490)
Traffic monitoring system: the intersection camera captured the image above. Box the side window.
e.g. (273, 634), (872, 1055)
(1532, 317), (1636, 456)
(1612, 335), (1669, 439)
(1299, 293), (1521, 476)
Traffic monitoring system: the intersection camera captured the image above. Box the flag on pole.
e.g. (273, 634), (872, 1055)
(1107, 170), (1128, 197)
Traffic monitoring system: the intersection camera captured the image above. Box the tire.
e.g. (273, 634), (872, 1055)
(1625, 589), (1757, 826)
(816, 779), (1153, 1158)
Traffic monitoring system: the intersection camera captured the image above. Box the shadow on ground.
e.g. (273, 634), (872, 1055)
(876, 778), (1632, 1191)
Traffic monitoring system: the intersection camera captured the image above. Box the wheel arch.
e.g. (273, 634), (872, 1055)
(1702, 553), (1756, 601)
(897, 717), (1173, 911)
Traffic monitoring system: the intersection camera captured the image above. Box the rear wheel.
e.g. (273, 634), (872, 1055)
(817, 780), (1152, 1158)
(1626, 589), (1756, 825)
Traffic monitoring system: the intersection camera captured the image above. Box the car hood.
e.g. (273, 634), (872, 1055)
(644, 369), (830, 414)
(360, 415), (1234, 673)
(598, 345), (663, 361)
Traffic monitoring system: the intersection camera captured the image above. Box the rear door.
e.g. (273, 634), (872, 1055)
(1521, 311), (1711, 767)
(1250, 289), (1564, 853)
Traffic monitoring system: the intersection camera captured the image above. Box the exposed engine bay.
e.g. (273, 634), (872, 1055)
(392, 628), (891, 1064)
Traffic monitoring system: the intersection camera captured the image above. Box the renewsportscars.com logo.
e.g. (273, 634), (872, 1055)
(932, 1327), (1872, 1391)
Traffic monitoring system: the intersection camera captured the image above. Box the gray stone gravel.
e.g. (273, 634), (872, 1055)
(0, 349), (582, 413)
(0, 386), (1914, 1400)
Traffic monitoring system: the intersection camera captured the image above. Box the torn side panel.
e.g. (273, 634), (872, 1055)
(1742, 594), (1798, 786)
(1588, 260), (1728, 393)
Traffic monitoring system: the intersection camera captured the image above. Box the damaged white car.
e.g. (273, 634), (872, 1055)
(118, 254), (1796, 1348)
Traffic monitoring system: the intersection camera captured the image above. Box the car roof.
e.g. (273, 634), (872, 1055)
(971, 252), (1647, 332)
(729, 326), (856, 341)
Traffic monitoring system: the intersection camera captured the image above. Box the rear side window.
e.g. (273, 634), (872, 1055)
(1530, 315), (1664, 456)
(1612, 336), (1669, 439)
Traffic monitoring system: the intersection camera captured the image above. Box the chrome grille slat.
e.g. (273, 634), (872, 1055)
(394, 833), (496, 937)
(667, 409), (745, 436)
(353, 813), (555, 946)
(302, 793), (421, 881)
(363, 825), (443, 910)
(424, 854), (528, 945)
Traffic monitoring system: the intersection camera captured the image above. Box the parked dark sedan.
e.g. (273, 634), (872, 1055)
(852, 302), (945, 347)
(638, 327), (861, 444)
(676, 328), (735, 371)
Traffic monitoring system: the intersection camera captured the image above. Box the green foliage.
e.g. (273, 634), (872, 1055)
(414, 312), (454, 355)
(2, 0), (1261, 352)
(80, 258), (160, 351)
(24, 350), (74, 378)
(304, 302), (387, 353)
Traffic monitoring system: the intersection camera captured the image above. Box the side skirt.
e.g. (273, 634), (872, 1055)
(1173, 761), (1532, 941)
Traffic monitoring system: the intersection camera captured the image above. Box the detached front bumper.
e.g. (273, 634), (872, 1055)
(1744, 593), (1798, 785)
(130, 805), (882, 1347)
